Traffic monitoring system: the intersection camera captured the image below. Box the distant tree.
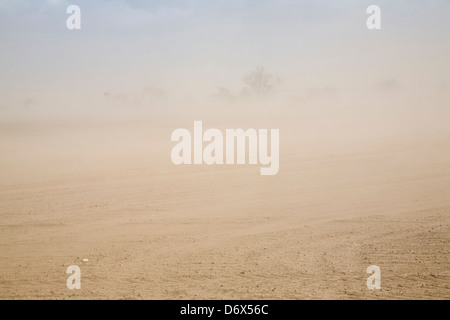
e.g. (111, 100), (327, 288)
(374, 79), (401, 95)
(214, 87), (236, 103)
(243, 67), (280, 96)
(142, 86), (167, 107)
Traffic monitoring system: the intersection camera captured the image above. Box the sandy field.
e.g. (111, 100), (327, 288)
(0, 113), (449, 300)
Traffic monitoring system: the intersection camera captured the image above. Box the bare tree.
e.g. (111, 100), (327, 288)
(243, 67), (280, 96)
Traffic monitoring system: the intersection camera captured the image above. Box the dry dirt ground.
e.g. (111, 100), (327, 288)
(0, 117), (449, 299)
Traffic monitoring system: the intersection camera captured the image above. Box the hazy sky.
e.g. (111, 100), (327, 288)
(0, 0), (449, 116)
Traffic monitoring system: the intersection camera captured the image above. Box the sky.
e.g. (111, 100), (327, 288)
(0, 0), (449, 117)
